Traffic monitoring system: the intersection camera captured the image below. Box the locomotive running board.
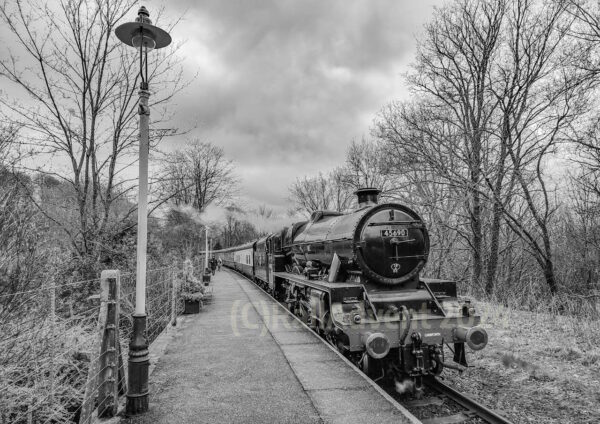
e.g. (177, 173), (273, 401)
(274, 271), (381, 318)
(273, 272), (362, 290)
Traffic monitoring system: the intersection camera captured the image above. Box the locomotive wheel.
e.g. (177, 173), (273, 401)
(322, 312), (337, 347)
(273, 284), (286, 302)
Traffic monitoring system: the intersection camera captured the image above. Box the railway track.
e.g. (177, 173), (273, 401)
(229, 268), (513, 424)
(390, 376), (513, 424)
(425, 376), (512, 424)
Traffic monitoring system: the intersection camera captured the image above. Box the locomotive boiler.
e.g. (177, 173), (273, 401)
(217, 188), (488, 395)
(285, 188), (429, 285)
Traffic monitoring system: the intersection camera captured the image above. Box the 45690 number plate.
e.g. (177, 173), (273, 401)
(380, 228), (408, 237)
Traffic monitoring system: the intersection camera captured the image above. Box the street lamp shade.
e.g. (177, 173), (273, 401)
(115, 6), (171, 50)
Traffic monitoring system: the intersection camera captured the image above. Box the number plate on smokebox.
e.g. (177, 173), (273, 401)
(380, 228), (408, 237)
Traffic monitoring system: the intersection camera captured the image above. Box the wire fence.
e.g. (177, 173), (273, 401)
(0, 258), (206, 424)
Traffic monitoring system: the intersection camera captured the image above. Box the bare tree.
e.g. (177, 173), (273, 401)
(401, 0), (505, 291)
(289, 169), (354, 217)
(218, 205), (259, 248)
(0, 0), (187, 276)
(0, 126), (54, 390)
(0, 123), (22, 168)
(329, 167), (356, 211)
(556, 176), (600, 292)
(377, 0), (600, 296)
(485, 0), (590, 294)
(289, 172), (332, 215)
(377, 136), (470, 280)
(567, 0), (600, 210)
(159, 208), (205, 259)
(344, 138), (393, 194)
(571, 116), (600, 192)
(0, 124), (45, 317)
(157, 140), (238, 212)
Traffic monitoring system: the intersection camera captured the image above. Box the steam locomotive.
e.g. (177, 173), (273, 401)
(215, 188), (487, 394)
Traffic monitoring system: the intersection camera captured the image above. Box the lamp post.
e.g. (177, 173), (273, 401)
(205, 226), (210, 271)
(115, 6), (171, 415)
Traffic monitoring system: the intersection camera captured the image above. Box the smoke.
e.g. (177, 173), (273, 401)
(164, 203), (229, 227)
(201, 204), (229, 224)
(165, 201), (302, 235)
(245, 212), (295, 234)
(395, 379), (415, 395)
(215, 202), (300, 234)
(171, 204), (205, 225)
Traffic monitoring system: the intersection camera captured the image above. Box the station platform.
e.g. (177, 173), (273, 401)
(122, 269), (419, 424)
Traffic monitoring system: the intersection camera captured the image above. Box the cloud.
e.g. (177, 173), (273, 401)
(155, 0), (439, 209)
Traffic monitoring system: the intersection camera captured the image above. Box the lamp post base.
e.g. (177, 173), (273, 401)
(126, 313), (149, 415)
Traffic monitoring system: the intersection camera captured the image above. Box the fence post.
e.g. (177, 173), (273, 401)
(48, 276), (56, 406)
(171, 267), (178, 326)
(98, 270), (120, 417)
(183, 259), (189, 280)
(79, 274), (109, 424)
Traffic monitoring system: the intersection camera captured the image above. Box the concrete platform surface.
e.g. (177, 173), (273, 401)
(121, 269), (418, 424)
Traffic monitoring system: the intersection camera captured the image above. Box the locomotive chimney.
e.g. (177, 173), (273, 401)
(355, 187), (381, 208)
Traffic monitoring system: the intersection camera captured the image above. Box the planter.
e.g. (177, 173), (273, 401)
(184, 299), (201, 314)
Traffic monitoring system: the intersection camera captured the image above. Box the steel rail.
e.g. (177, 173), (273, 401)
(423, 376), (513, 424)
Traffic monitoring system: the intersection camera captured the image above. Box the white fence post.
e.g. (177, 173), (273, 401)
(48, 276), (56, 406)
(171, 267), (178, 326)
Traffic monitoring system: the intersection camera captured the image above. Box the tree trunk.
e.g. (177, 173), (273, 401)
(470, 190), (483, 290)
(470, 131), (483, 291)
(485, 208), (501, 296)
(544, 258), (558, 294)
(486, 136), (509, 296)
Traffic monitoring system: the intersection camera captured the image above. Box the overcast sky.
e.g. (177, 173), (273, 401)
(1, 0), (440, 214)
(154, 0), (439, 212)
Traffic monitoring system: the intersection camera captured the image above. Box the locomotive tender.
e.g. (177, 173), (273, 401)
(215, 188), (488, 394)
